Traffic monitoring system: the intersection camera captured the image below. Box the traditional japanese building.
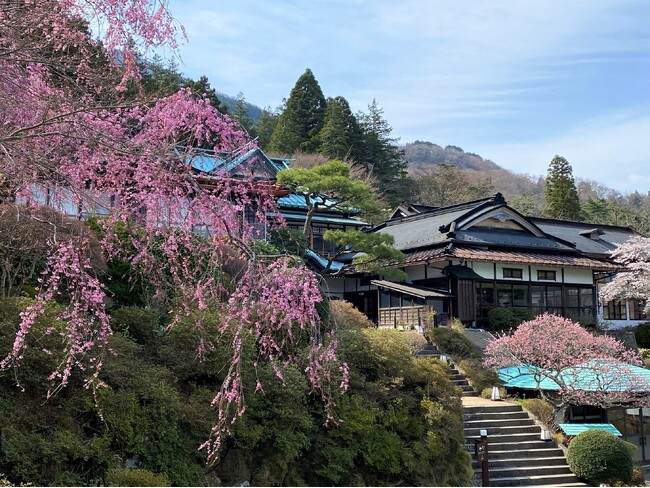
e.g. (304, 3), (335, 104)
(362, 193), (641, 330)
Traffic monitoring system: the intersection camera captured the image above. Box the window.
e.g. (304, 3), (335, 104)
(564, 287), (594, 321)
(503, 268), (523, 279)
(537, 270), (556, 281)
(630, 300), (648, 320)
(603, 300), (627, 320)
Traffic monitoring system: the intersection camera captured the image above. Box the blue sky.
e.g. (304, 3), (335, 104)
(167, 0), (650, 194)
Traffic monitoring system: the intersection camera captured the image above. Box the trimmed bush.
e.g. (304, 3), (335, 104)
(634, 322), (650, 348)
(487, 307), (534, 332)
(427, 327), (478, 359)
(567, 430), (633, 485)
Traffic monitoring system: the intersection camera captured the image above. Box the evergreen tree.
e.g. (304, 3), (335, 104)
(544, 155), (581, 220)
(140, 55), (185, 97)
(184, 75), (227, 113)
(356, 99), (407, 205)
(318, 96), (361, 160)
(254, 107), (278, 150)
(269, 69), (326, 154)
(231, 91), (255, 136)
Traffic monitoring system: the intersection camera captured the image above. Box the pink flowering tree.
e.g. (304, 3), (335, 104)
(0, 0), (348, 465)
(484, 313), (648, 412)
(600, 236), (650, 315)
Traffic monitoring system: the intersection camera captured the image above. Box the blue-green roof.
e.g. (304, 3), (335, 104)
(304, 249), (344, 272)
(559, 423), (622, 436)
(278, 193), (349, 212)
(279, 212), (367, 227)
(499, 361), (650, 393)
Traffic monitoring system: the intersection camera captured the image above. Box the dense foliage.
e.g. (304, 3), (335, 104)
(634, 322), (650, 348)
(0, 297), (471, 486)
(487, 307), (534, 332)
(567, 430), (633, 485)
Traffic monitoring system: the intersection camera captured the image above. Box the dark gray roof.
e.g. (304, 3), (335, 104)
(376, 200), (489, 250)
(530, 218), (639, 257)
(453, 229), (573, 251)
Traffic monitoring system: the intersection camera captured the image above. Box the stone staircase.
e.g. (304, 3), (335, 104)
(416, 343), (478, 396)
(464, 402), (586, 487)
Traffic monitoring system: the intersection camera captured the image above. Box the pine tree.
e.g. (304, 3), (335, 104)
(356, 99), (407, 205)
(184, 75), (227, 113)
(268, 68), (326, 154)
(319, 96), (361, 160)
(544, 155), (582, 220)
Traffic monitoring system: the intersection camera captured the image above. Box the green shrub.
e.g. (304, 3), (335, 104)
(487, 307), (534, 332)
(427, 327), (478, 359)
(521, 398), (556, 431)
(458, 358), (501, 394)
(567, 430), (633, 485)
(635, 322), (650, 348)
(111, 306), (160, 345)
(329, 300), (374, 330)
(401, 331), (428, 354)
(106, 468), (171, 487)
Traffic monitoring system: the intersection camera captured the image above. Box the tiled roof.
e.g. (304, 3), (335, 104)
(530, 217), (640, 257)
(400, 245), (620, 270)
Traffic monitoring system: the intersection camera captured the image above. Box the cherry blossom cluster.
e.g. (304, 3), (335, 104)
(0, 0), (349, 464)
(600, 236), (650, 315)
(484, 313), (647, 408)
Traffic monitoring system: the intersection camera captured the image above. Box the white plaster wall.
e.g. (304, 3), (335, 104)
(468, 261), (494, 280)
(561, 268), (594, 285)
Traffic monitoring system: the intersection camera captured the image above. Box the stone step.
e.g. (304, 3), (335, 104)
(477, 464), (573, 479)
(463, 404), (525, 414)
(464, 410), (530, 421)
(480, 472), (584, 486)
(465, 424), (540, 437)
(473, 456), (569, 469)
(465, 417), (535, 429)
(449, 373), (464, 381)
(463, 391), (479, 397)
(467, 439), (557, 452)
(487, 447), (564, 460)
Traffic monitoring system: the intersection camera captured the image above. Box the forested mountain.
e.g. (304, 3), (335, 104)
(218, 92), (263, 121)
(404, 141), (500, 171)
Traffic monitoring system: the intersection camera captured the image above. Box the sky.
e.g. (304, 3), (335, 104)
(166, 0), (650, 194)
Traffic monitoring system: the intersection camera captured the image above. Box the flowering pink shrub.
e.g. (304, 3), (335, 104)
(484, 313), (646, 408)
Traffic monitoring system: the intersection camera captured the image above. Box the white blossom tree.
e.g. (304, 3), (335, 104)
(600, 236), (650, 315)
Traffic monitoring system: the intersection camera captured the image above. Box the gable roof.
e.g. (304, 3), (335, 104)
(186, 145), (291, 180)
(375, 194), (575, 253)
